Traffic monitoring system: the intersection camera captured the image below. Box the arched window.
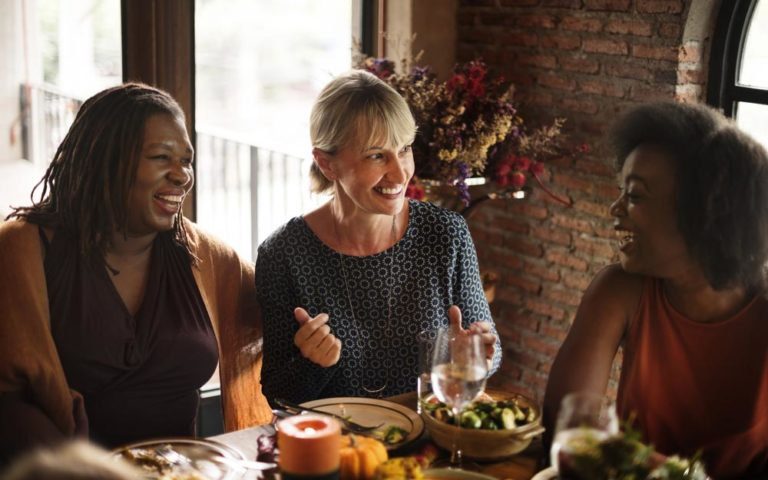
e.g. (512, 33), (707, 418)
(708, 0), (768, 147)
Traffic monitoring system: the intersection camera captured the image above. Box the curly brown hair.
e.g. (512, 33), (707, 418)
(610, 101), (768, 290)
(7, 83), (194, 258)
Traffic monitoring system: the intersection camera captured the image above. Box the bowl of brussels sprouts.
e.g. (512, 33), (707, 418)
(420, 390), (545, 460)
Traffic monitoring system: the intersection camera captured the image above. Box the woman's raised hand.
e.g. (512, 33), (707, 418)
(447, 305), (497, 361)
(293, 307), (342, 367)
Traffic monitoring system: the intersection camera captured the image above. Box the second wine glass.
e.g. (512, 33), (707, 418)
(430, 328), (488, 467)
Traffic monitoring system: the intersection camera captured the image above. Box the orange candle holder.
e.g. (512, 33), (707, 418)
(278, 414), (341, 479)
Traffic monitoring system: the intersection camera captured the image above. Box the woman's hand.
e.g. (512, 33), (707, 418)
(447, 305), (497, 361)
(293, 307), (342, 367)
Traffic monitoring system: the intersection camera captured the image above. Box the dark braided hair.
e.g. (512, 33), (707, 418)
(7, 83), (194, 259)
(610, 101), (768, 290)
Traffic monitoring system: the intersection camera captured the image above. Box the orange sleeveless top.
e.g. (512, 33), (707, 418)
(617, 277), (768, 479)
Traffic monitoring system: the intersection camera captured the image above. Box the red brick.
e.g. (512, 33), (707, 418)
(584, 0), (631, 11)
(631, 84), (676, 102)
(523, 259), (561, 282)
(495, 216), (530, 234)
(583, 38), (629, 56)
(550, 212), (598, 236)
(507, 347), (541, 370)
(540, 322), (571, 342)
(637, 0), (684, 14)
(573, 198), (611, 218)
(541, 34), (581, 50)
(593, 177), (622, 201)
(525, 297), (567, 321)
(517, 53), (558, 69)
(658, 22), (681, 38)
(573, 235), (615, 258)
(461, 30), (498, 44)
(542, 0), (583, 7)
(563, 270), (593, 290)
(559, 55), (600, 74)
(497, 289), (523, 307)
(506, 273), (543, 294)
(632, 44), (678, 61)
(595, 224), (618, 242)
(500, 0), (541, 5)
(538, 73), (577, 91)
(457, 13), (478, 27)
(489, 250), (524, 269)
(518, 14), (557, 29)
(531, 225), (572, 246)
(675, 84), (704, 103)
(508, 201), (549, 220)
(545, 248), (589, 271)
(554, 171), (593, 193)
(560, 16), (603, 32)
(605, 19), (653, 37)
(506, 236), (545, 257)
(523, 91), (555, 107)
(509, 312), (541, 333)
(522, 332), (561, 356)
(604, 62), (653, 81)
(502, 32), (539, 47)
(579, 79), (626, 98)
(520, 368), (549, 393)
(543, 286), (583, 307)
(678, 41), (702, 62)
(572, 158), (614, 177)
(562, 97), (600, 115)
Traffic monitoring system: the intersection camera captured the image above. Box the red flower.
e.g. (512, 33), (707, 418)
(406, 181), (425, 201)
(510, 171), (526, 188)
(496, 163), (511, 178)
(530, 161), (545, 176)
(447, 73), (467, 92)
(576, 143), (590, 153)
(514, 156), (532, 171)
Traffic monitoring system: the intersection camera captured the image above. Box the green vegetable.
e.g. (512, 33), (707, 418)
(500, 408), (516, 429)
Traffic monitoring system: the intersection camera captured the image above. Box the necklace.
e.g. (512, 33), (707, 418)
(333, 211), (397, 396)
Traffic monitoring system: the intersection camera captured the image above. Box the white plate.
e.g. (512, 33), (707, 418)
(113, 437), (246, 479)
(299, 397), (424, 450)
(423, 467), (497, 479)
(531, 466), (558, 480)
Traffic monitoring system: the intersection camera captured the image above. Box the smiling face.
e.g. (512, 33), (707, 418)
(325, 129), (415, 217)
(124, 113), (194, 236)
(610, 144), (696, 278)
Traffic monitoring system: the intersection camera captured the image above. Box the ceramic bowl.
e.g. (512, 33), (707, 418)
(421, 391), (545, 460)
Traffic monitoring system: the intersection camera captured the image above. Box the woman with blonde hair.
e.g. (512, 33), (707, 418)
(256, 70), (502, 403)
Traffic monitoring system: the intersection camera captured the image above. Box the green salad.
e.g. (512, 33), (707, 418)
(423, 398), (536, 430)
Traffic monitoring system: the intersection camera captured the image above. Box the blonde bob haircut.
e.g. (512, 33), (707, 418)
(309, 70), (417, 194)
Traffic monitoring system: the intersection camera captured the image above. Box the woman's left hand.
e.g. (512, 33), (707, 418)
(447, 305), (497, 361)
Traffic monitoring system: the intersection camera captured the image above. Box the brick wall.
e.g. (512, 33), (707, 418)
(456, 0), (717, 401)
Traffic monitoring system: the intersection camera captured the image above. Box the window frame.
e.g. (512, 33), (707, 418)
(708, 0), (768, 116)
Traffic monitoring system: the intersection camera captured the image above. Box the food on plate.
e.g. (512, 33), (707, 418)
(423, 396), (536, 430)
(375, 457), (425, 479)
(118, 446), (207, 479)
(373, 425), (409, 445)
(339, 434), (389, 480)
(556, 429), (709, 480)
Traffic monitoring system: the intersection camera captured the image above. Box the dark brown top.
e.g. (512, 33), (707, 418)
(43, 229), (218, 448)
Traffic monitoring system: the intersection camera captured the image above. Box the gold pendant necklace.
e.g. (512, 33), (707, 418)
(333, 210), (397, 396)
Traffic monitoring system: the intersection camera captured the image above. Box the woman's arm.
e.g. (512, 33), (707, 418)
(453, 216), (503, 374)
(255, 244), (338, 404)
(542, 264), (642, 450)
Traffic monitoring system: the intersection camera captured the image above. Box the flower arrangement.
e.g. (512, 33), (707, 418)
(359, 56), (578, 207)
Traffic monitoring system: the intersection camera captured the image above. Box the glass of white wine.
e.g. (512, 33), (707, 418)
(430, 328), (488, 467)
(550, 391), (619, 473)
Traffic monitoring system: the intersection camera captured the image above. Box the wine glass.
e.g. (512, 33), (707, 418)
(430, 329), (488, 467)
(416, 328), (441, 414)
(550, 391), (619, 473)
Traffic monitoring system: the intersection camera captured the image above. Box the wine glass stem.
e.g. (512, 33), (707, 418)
(450, 407), (462, 466)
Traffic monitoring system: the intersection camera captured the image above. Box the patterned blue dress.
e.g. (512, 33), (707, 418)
(256, 200), (502, 403)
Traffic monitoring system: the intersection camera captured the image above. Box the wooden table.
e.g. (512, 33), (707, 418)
(211, 392), (543, 480)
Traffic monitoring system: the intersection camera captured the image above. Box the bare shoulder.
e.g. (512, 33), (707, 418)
(581, 264), (644, 321)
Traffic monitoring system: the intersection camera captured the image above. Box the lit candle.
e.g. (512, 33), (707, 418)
(278, 414), (341, 479)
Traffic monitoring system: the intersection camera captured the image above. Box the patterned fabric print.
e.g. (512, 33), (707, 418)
(256, 200), (502, 403)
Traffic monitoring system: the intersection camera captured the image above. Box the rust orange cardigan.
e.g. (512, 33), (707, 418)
(0, 218), (271, 436)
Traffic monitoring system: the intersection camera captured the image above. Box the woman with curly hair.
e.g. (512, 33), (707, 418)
(0, 84), (270, 461)
(544, 101), (768, 479)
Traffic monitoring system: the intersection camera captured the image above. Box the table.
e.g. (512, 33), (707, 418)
(210, 392), (543, 480)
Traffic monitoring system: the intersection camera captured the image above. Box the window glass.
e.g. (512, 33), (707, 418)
(736, 102), (768, 149)
(739, 0), (768, 89)
(195, 0), (353, 260)
(0, 0), (121, 217)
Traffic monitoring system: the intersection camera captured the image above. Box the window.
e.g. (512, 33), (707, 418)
(195, 0), (356, 261)
(0, 0), (121, 217)
(709, 0), (768, 148)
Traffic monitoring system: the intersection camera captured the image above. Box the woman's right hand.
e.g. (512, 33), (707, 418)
(293, 307), (342, 367)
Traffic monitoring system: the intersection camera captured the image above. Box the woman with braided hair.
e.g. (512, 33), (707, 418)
(0, 83), (270, 462)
